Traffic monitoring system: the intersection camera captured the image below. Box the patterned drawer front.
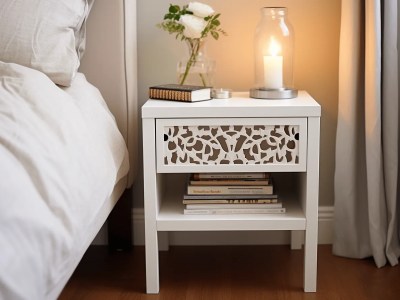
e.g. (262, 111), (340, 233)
(156, 118), (307, 173)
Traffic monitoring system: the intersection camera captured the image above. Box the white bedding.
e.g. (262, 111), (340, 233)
(0, 62), (129, 299)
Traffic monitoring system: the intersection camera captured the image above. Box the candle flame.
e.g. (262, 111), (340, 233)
(268, 37), (281, 56)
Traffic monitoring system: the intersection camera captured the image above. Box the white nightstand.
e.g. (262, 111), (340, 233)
(142, 91), (321, 293)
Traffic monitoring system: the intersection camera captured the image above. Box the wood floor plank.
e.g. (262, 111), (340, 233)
(59, 245), (400, 300)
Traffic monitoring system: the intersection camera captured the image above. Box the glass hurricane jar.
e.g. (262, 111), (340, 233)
(251, 7), (297, 99)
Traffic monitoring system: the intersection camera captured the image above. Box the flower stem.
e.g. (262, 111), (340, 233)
(199, 73), (207, 86)
(179, 39), (203, 86)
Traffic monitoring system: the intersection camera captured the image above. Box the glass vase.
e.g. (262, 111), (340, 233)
(177, 39), (215, 87)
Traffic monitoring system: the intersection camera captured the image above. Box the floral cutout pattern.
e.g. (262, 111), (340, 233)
(163, 124), (300, 165)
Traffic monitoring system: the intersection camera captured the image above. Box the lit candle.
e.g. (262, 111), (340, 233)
(263, 37), (283, 89)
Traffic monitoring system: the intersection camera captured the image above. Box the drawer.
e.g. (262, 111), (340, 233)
(156, 118), (307, 173)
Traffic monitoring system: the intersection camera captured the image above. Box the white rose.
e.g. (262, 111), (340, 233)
(179, 14), (207, 39)
(187, 2), (215, 18)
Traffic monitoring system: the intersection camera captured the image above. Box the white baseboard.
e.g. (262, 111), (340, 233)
(132, 206), (334, 246)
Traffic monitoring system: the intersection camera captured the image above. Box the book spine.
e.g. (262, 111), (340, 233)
(183, 207), (286, 215)
(187, 185), (273, 195)
(189, 179), (270, 186)
(184, 91), (190, 101)
(185, 203), (282, 209)
(149, 88), (192, 102)
(183, 194), (278, 200)
(192, 173), (268, 180)
(183, 198), (279, 204)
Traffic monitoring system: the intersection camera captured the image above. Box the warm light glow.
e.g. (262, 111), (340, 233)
(268, 37), (281, 56)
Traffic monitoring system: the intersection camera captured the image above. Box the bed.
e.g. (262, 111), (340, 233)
(0, 0), (137, 299)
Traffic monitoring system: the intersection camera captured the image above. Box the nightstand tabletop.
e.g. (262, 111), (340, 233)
(142, 90), (321, 119)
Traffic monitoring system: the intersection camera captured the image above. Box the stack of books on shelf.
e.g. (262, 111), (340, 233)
(183, 172), (285, 215)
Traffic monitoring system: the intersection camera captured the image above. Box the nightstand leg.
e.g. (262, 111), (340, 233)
(143, 118), (160, 293)
(145, 227), (159, 293)
(290, 230), (304, 250)
(304, 227), (318, 292)
(303, 117), (320, 292)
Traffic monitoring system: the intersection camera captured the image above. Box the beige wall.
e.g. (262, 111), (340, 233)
(137, 0), (341, 206)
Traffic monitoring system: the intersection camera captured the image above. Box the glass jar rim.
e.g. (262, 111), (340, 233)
(262, 7), (287, 16)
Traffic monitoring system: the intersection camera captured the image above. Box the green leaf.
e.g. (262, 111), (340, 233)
(212, 19), (220, 26)
(213, 13), (221, 20)
(169, 5), (179, 13)
(211, 31), (219, 40)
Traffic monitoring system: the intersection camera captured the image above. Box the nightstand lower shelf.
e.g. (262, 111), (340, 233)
(157, 195), (306, 232)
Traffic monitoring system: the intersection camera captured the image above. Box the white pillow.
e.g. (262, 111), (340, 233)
(0, 0), (93, 86)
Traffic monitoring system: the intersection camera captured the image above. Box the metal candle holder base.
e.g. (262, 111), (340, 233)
(250, 88), (298, 99)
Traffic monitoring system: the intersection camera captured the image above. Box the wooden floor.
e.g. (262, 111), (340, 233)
(60, 245), (400, 300)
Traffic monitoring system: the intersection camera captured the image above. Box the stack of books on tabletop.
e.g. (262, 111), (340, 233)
(149, 84), (212, 102)
(183, 172), (285, 215)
